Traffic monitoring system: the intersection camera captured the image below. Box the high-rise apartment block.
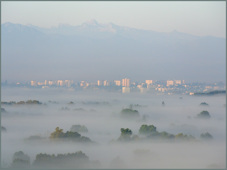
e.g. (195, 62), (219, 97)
(37, 82), (44, 86)
(174, 80), (181, 85)
(122, 78), (130, 87)
(80, 81), (85, 87)
(114, 80), (121, 86)
(48, 81), (54, 86)
(145, 80), (153, 85)
(97, 80), (102, 86)
(166, 80), (174, 86)
(31, 81), (37, 86)
(103, 80), (108, 86)
(57, 80), (64, 86)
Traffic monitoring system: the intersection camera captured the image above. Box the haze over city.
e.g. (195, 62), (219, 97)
(1, 1), (226, 169)
(2, 1), (226, 83)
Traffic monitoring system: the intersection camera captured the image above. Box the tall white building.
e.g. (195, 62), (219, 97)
(114, 80), (121, 86)
(166, 80), (174, 86)
(97, 80), (102, 86)
(57, 80), (64, 86)
(103, 80), (109, 86)
(122, 78), (130, 87)
(80, 81), (85, 87)
(145, 80), (153, 85)
(31, 81), (36, 86)
(174, 80), (181, 85)
(48, 81), (54, 86)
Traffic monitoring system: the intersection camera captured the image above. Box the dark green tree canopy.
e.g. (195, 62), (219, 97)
(118, 128), (133, 142)
(50, 127), (64, 138)
(200, 102), (209, 106)
(139, 124), (157, 135)
(121, 128), (132, 135)
(11, 151), (30, 168)
(197, 110), (211, 119)
(33, 151), (89, 168)
(200, 132), (213, 140)
(120, 108), (140, 118)
(49, 127), (92, 143)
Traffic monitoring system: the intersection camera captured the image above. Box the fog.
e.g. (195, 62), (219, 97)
(1, 87), (226, 168)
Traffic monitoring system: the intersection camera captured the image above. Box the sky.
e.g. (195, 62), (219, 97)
(1, 1), (226, 38)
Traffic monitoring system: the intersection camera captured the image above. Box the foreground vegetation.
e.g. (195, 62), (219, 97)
(116, 124), (212, 142)
(11, 151), (101, 169)
(120, 108), (140, 118)
(50, 127), (92, 143)
(2, 100), (42, 105)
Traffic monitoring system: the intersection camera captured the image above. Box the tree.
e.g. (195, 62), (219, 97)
(63, 131), (81, 138)
(200, 132), (213, 140)
(197, 111), (211, 119)
(175, 133), (195, 141)
(17, 101), (25, 104)
(200, 102), (209, 106)
(120, 108), (140, 118)
(139, 124), (157, 135)
(1, 126), (6, 132)
(118, 128), (133, 142)
(159, 131), (175, 139)
(121, 128), (132, 135)
(11, 151), (30, 168)
(49, 127), (92, 143)
(50, 127), (64, 138)
(33, 151), (90, 168)
(26, 100), (42, 104)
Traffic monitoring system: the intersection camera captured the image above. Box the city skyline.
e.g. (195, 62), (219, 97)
(2, 2), (226, 83)
(3, 78), (225, 85)
(2, 77), (226, 96)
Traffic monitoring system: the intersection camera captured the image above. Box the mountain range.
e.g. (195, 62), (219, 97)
(2, 20), (226, 83)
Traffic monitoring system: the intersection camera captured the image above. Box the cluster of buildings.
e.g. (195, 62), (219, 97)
(3, 78), (225, 95)
(30, 78), (132, 88)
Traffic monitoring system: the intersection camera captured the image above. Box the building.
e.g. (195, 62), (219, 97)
(114, 80), (121, 86)
(80, 81), (85, 87)
(37, 82), (44, 86)
(97, 80), (102, 86)
(65, 80), (73, 87)
(122, 78), (130, 87)
(145, 80), (153, 85)
(31, 81), (37, 86)
(48, 81), (54, 86)
(103, 80), (109, 86)
(166, 80), (174, 86)
(57, 80), (64, 86)
(174, 80), (182, 85)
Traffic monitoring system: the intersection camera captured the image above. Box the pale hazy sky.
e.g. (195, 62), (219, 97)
(1, 1), (226, 37)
